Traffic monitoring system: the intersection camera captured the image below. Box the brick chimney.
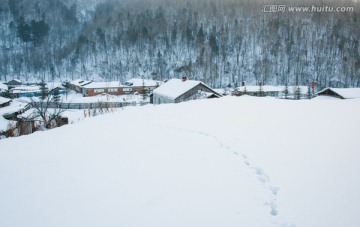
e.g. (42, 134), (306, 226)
(182, 76), (187, 82)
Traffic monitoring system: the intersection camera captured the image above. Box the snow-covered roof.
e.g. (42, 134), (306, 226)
(213, 89), (226, 95)
(0, 97), (11, 105)
(202, 91), (222, 98)
(0, 83), (8, 91)
(5, 79), (22, 85)
(10, 86), (41, 94)
(316, 87), (360, 99)
(47, 82), (64, 90)
(69, 79), (92, 87)
(0, 100), (28, 125)
(8, 79), (22, 83)
(153, 78), (216, 100)
(0, 115), (14, 132)
(125, 78), (162, 87)
(82, 81), (122, 89)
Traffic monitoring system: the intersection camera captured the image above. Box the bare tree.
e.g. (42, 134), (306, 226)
(25, 84), (66, 129)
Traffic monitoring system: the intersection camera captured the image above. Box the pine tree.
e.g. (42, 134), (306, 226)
(283, 84), (289, 99)
(39, 80), (48, 100)
(17, 16), (32, 43)
(295, 86), (301, 100)
(209, 26), (219, 56)
(258, 83), (265, 97)
(196, 24), (205, 47)
(52, 89), (61, 104)
(141, 80), (147, 100)
(30, 19), (49, 46)
(307, 85), (312, 99)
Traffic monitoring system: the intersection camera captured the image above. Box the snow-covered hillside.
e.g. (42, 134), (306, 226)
(1, 96), (360, 227)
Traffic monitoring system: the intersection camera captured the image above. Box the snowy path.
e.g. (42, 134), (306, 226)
(154, 124), (293, 226)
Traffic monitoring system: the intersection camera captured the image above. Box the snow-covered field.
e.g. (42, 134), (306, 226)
(1, 96), (359, 227)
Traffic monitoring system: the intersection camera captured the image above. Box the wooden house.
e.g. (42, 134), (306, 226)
(0, 82), (8, 93)
(152, 78), (221, 104)
(0, 97), (11, 108)
(316, 87), (360, 99)
(81, 82), (124, 97)
(80, 79), (163, 97)
(124, 78), (162, 95)
(6, 79), (22, 88)
(10, 86), (42, 98)
(68, 79), (92, 93)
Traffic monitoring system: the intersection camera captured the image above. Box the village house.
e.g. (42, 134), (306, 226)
(0, 82), (8, 93)
(152, 77), (221, 104)
(9, 86), (42, 98)
(68, 79), (92, 93)
(125, 78), (162, 95)
(5, 79), (22, 88)
(81, 81), (124, 97)
(75, 78), (163, 97)
(0, 97), (12, 108)
(316, 87), (360, 99)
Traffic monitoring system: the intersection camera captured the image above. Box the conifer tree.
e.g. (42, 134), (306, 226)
(283, 84), (289, 99)
(307, 85), (312, 99)
(258, 83), (265, 97)
(52, 89), (61, 104)
(295, 86), (301, 100)
(39, 80), (49, 100)
(141, 80), (147, 100)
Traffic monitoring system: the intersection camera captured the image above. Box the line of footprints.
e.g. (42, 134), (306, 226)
(185, 128), (280, 217)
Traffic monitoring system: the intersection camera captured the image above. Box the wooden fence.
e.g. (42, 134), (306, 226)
(2, 101), (147, 121)
(32, 101), (140, 110)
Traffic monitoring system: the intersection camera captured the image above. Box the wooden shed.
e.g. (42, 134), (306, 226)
(316, 88), (360, 99)
(68, 79), (92, 93)
(0, 97), (12, 108)
(0, 82), (8, 93)
(152, 78), (221, 104)
(80, 79), (163, 97)
(6, 79), (22, 88)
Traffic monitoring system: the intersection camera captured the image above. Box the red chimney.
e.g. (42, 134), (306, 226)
(182, 76), (187, 82)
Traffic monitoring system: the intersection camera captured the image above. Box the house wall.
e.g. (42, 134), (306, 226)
(175, 84), (217, 103)
(68, 84), (82, 93)
(0, 101), (11, 108)
(83, 86), (157, 97)
(7, 81), (22, 87)
(84, 87), (126, 96)
(317, 89), (343, 99)
(152, 93), (175, 104)
(153, 83), (218, 104)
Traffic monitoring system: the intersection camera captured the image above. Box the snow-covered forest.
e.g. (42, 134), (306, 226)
(0, 0), (359, 88)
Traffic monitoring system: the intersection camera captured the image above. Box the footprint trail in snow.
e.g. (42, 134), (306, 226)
(176, 127), (281, 218)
